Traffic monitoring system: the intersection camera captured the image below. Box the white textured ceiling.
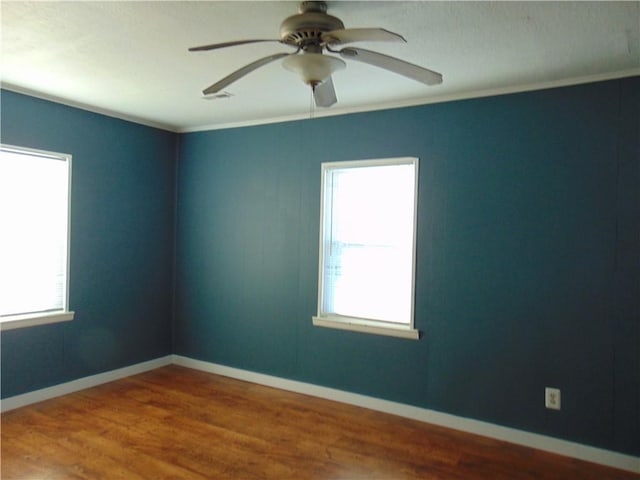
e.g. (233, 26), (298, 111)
(2, 1), (639, 132)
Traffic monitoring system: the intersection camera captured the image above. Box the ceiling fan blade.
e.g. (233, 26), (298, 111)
(202, 52), (293, 95)
(189, 39), (282, 52)
(339, 47), (442, 86)
(322, 28), (406, 46)
(313, 76), (338, 108)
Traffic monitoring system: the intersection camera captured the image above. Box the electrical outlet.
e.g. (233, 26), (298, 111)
(545, 387), (561, 410)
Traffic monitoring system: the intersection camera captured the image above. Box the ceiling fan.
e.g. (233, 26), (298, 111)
(189, 1), (443, 107)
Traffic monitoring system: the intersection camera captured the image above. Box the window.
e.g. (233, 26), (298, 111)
(0, 144), (74, 331)
(313, 157), (419, 339)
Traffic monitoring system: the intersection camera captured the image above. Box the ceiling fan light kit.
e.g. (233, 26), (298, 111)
(190, 1), (442, 108)
(282, 53), (345, 85)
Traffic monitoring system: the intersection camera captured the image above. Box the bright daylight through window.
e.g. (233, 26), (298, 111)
(313, 157), (419, 339)
(0, 144), (74, 330)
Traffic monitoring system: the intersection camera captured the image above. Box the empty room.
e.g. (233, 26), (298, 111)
(1, 1), (638, 478)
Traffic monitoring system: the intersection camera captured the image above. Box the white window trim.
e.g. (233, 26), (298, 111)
(312, 315), (420, 339)
(313, 157), (420, 340)
(0, 311), (74, 331)
(0, 144), (75, 331)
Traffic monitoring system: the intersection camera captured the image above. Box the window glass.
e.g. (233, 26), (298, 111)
(315, 157), (418, 337)
(0, 145), (72, 322)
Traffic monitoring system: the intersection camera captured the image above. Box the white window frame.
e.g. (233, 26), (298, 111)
(313, 157), (420, 340)
(0, 144), (75, 331)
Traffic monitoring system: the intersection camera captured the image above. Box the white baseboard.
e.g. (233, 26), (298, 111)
(0, 355), (173, 412)
(172, 355), (640, 474)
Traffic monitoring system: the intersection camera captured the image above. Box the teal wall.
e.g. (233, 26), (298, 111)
(0, 90), (176, 395)
(1, 77), (638, 457)
(175, 78), (639, 456)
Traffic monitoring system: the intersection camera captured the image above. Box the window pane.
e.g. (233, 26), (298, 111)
(320, 160), (416, 324)
(0, 147), (70, 317)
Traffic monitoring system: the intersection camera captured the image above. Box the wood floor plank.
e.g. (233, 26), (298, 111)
(2, 365), (637, 479)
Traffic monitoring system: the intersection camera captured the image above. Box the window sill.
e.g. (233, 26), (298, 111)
(312, 316), (420, 340)
(0, 311), (75, 331)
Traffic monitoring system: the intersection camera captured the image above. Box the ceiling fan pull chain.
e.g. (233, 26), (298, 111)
(309, 85), (315, 119)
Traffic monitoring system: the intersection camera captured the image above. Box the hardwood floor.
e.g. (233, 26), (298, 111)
(1, 365), (637, 479)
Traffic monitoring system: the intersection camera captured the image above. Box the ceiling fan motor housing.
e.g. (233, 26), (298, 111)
(280, 1), (345, 47)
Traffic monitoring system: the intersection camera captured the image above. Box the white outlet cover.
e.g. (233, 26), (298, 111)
(545, 387), (561, 410)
